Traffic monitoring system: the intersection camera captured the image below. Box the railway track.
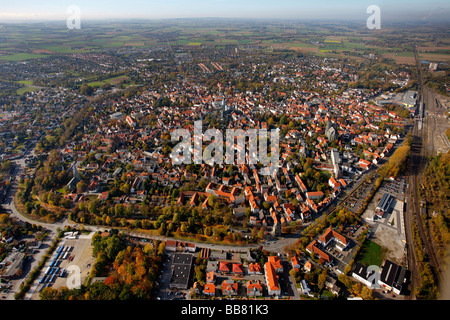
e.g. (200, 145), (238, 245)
(406, 47), (442, 294)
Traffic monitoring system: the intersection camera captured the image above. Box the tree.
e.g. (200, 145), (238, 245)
(361, 286), (374, 300)
(76, 181), (86, 194)
(338, 273), (353, 289)
(120, 183), (131, 195)
(171, 189), (180, 199)
(289, 268), (298, 279)
(114, 204), (125, 217)
(172, 212), (181, 224)
(159, 222), (166, 235)
(0, 214), (10, 224)
(318, 269), (327, 290)
(352, 282), (362, 296)
(204, 226), (213, 237)
(180, 223), (189, 234)
(207, 194), (216, 207)
(80, 84), (94, 96)
(157, 242), (165, 256)
(257, 227), (266, 240)
(88, 199), (100, 215)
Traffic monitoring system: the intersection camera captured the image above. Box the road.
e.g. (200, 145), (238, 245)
(3, 160), (71, 235)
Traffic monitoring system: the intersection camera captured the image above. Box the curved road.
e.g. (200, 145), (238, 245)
(4, 160), (71, 235)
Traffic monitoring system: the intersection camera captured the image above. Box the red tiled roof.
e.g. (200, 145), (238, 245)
(232, 263), (244, 274)
(219, 262), (231, 272)
(264, 262), (280, 291)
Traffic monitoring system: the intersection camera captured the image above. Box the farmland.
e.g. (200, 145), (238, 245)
(0, 19), (447, 69)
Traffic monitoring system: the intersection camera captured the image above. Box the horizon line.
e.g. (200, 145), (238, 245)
(0, 16), (449, 24)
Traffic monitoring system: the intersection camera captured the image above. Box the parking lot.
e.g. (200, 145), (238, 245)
(28, 232), (95, 299)
(342, 173), (379, 214)
(379, 178), (406, 202)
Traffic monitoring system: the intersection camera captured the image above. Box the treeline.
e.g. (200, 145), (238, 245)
(384, 104), (411, 119)
(378, 142), (411, 180)
(424, 69), (450, 97)
(422, 152), (450, 261)
(69, 197), (259, 244)
(411, 220), (439, 299)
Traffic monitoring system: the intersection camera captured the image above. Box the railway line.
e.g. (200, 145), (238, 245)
(404, 47), (443, 298)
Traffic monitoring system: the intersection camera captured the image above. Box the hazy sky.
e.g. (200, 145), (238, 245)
(0, 0), (448, 22)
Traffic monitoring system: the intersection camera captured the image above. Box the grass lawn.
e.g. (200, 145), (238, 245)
(356, 239), (384, 267)
(87, 75), (129, 87)
(16, 86), (41, 95)
(16, 80), (33, 85)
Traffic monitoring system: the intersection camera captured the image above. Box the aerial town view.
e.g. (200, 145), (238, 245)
(0, 0), (449, 316)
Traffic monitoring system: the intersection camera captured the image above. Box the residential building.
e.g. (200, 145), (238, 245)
(306, 191), (324, 200)
(222, 280), (238, 296)
(247, 280), (263, 296)
(268, 256), (284, 273)
(264, 262), (280, 296)
(203, 283), (216, 296)
(318, 227), (348, 251)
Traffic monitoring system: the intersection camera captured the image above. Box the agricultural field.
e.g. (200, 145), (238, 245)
(0, 20), (448, 66)
(0, 53), (49, 61)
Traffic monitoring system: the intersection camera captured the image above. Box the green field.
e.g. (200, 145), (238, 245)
(0, 53), (48, 61)
(87, 75), (129, 87)
(16, 86), (41, 95)
(356, 239), (384, 267)
(16, 80), (33, 85)
(38, 45), (88, 53)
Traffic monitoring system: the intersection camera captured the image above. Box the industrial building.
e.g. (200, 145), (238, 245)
(169, 253), (193, 290)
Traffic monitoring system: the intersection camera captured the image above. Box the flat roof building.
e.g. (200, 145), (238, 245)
(352, 263), (377, 288)
(169, 253), (193, 290)
(379, 259), (410, 295)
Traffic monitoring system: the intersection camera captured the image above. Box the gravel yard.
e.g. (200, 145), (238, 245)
(362, 194), (407, 265)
